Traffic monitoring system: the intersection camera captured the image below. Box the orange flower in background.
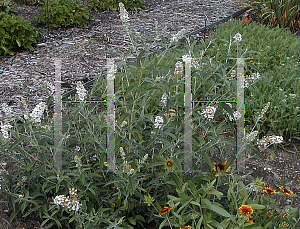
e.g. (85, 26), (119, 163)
(279, 186), (294, 195)
(166, 160), (173, 167)
(180, 226), (192, 229)
(243, 16), (253, 24)
(202, 132), (208, 140)
(213, 160), (232, 177)
(247, 218), (255, 224)
(282, 212), (289, 217)
(239, 205), (254, 216)
(263, 187), (277, 194)
(159, 207), (172, 216)
(267, 211), (273, 216)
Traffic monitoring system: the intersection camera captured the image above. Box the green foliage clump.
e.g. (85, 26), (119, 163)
(245, 0), (299, 32)
(36, 0), (93, 28)
(0, 0), (16, 14)
(88, 0), (145, 11)
(200, 19), (299, 142)
(13, 0), (44, 5)
(0, 12), (40, 55)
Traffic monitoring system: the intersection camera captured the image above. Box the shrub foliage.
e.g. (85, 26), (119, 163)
(36, 0), (93, 28)
(88, 0), (145, 11)
(0, 12), (40, 56)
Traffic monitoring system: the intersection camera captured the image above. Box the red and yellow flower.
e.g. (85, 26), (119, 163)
(180, 226), (192, 229)
(159, 207), (172, 216)
(213, 160), (232, 177)
(267, 211), (273, 216)
(166, 160), (174, 167)
(239, 205), (254, 216)
(279, 186), (294, 195)
(247, 218), (255, 224)
(282, 212), (289, 217)
(202, 132), (208, 140)
(263, 187), (277, 194)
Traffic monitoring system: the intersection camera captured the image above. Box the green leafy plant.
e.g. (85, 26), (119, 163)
(13, 0), (45, 5)
(244, 0), (300, 32)
(0, 0), (16, 14)
(198, 19), (299, 142)
(36, 0), (93, 28)
(0, 12), (40, 56)
(88, 0), (145, 11)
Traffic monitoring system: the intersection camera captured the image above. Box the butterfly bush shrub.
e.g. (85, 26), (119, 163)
(0, 6), (298, 229)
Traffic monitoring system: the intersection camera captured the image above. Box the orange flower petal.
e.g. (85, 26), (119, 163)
(239, 205), (254, 216)
(159, 207), (172, 216)
(279, 186), (294, 195)
(263, 187), (277, 194)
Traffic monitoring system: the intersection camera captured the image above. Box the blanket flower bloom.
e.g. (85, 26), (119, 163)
(239, 205), (254, 216)
(159, 207), (172, 216)
(165, 159), (175, 169)
(263, 187), (277, 194)
(279, 186), (294, 195)
(213, 160), (231, 177)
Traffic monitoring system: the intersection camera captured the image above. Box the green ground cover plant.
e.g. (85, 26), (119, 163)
(13, 0), (145, 11)
(0, 0), (16, 14)
(13, 0), (44, 5)
(196, 19), (299, 142)
(0, 11), (40, 55)
(0, 2), (299, 229)
(35, 0), (93, 28)
(88, 0), (145, 11)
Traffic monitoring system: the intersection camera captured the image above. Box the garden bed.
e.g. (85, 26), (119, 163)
(0, 0), (244, 122)
(0, 0), (299, 228)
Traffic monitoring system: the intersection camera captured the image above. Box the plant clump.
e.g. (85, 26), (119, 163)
(0, 11), (40, 55)
(36, 0), (93, 28)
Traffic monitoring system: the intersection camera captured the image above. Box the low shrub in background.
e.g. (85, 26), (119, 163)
(0, 0), (16, 14)
(88, 0), (145, 11)
(0, 11), (40, 55)
(35, 0), (93, 28)
(13, 0), (145, 11)
(13, 0), (44, 5)
(198, 19), (299, 142)
(245, 0), (300, 32)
